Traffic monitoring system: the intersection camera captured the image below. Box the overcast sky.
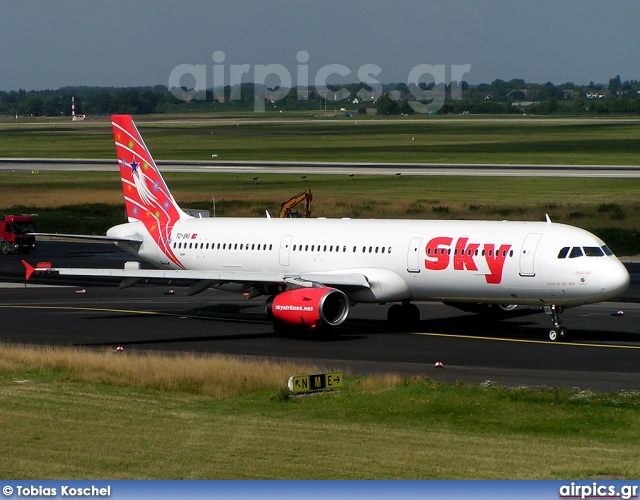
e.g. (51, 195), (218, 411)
(1, 0), (639, 91)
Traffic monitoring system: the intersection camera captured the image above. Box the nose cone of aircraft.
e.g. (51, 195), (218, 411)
(602, 259), (630, 299)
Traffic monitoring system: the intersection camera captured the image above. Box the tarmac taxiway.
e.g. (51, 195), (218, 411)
(1, 241), (639, 392)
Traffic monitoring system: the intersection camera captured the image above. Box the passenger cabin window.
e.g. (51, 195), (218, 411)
(557, 247), (570, 259)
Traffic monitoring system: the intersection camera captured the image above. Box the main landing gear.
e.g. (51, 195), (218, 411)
(387, 302), (420, 328)
(545, 305), (567, 342)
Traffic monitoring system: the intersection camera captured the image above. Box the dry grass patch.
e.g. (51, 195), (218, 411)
(356, 372), (402, 393)
(0, 344), (319, 399)
(0, 189), (123, 208)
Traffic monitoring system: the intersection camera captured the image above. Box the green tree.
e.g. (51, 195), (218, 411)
(22, 94), (44, 116)
(376, 94), (399, 114)
(608, 75), (622, 93)
(572, 92), (585, 114)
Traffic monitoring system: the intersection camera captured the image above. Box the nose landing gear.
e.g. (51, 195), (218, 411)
(545, 305), (567, 341)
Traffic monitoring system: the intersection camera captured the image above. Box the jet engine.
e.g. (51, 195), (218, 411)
(265, 287), (349, 329)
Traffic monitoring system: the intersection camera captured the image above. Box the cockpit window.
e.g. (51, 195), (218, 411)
(569, 247), (583, 258)
(558, 246), (611, 259)
(583, 246), (605, 257)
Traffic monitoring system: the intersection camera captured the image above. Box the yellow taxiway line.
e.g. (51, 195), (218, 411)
(411, 331), (640, 350)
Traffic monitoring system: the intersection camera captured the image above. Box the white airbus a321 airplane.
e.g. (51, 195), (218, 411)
(24, 115), (630, 341)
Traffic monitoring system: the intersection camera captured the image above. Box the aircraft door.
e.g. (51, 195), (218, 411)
(407, 237), (422, 273)
(279, 235), (293, 266)
(519, 233), (542, 276)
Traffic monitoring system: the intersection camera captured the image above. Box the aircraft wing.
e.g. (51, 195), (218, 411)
(21, 261), (370, 293)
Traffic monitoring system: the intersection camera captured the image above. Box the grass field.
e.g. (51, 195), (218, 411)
(2, 171), (640, 253)
(1, 345), (639, 479)
(3, 170), (640, 211)
(2, 115), (640, 227)
(1, 115), (640, 165)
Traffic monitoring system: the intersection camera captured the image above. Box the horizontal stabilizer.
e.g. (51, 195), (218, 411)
(30, 233), (143, 244)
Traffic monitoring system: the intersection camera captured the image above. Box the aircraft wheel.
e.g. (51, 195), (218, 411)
(404, 303), (420, 324)
(559, 327), (568, 341)
(387, 304), (403, 324)
(0, 242), (8, 255)
(388, 303), (420, 329)
(548, 328), (559, 342)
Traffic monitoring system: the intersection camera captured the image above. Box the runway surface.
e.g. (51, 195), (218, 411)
(1, 242), (639, 392)
(2, 158), (640, 177)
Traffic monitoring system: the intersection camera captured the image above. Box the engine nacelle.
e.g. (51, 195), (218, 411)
(265, 287), (349, 329)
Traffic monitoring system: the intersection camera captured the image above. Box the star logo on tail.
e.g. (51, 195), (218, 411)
(120, 157), (158, 207)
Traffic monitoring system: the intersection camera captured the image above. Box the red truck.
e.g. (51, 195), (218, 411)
(0, 215), (36, 254)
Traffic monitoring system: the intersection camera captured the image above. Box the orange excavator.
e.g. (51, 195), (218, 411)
(279, 188), (312, 218)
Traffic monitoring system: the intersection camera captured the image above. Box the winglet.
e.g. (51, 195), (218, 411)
(22, 260), (35, 281)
